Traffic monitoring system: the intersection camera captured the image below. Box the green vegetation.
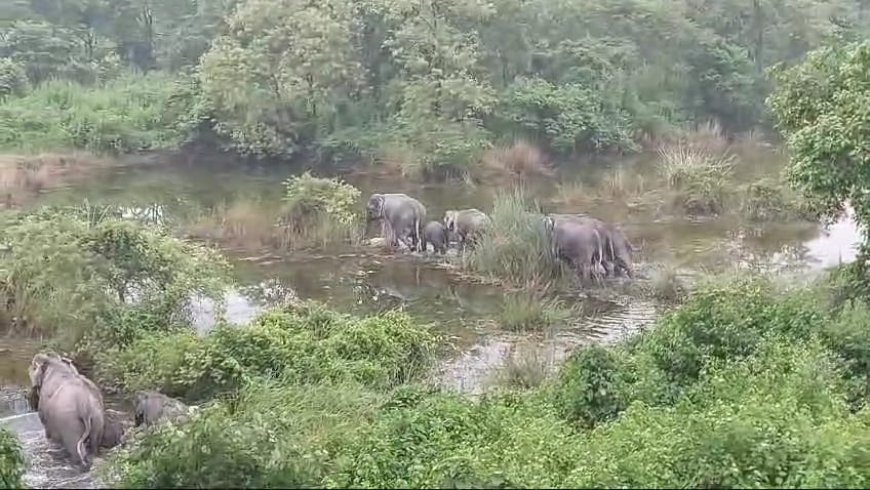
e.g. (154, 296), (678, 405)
(0, 428), (24, 489)
(0, 75), (191, 154)
(279, 172), (362, 249)
(496, 293), (575, 332)
(463, 188), (560, 287)
(96, 301), (437, 400)
(99, 274), (870, 488)
(0, 206), (229, 351)
(3, 0), (868, 177)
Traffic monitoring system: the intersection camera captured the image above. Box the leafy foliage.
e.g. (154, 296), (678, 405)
(0, 74), (190, 153)
(0, 207), (229, 350)
(279, 172), (362, 249)
(0, 429), (24, 490)
(99, 301), (438, 400)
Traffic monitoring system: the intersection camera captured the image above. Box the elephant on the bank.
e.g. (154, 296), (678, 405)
(28, 353), (105, 469)
(443, 209), (491, 251)
(134, 390), (189, 428)
(421, 220), (449, 254)
(548, 213), (634, 278)
(366, 193), (427, 252)
(545, 215), (605, 283)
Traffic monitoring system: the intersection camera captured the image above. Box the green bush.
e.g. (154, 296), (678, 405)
(0, 207), (229, 350)
(0, 429), (24, 489)
(0, 74), (187, 154)
(104, 381), (384, 488)
(564, 338), (867, 488)
(279, 172), (362, 249)
(740, 177), (817, 222)
(101, 302), (438, 400)
(335, 391), (580, 488)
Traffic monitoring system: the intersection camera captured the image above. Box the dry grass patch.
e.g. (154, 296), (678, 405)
(0, 153), (108, 206)
(480, 140), (553, 184)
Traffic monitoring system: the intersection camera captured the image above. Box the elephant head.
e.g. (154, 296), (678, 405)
(28, 352), (70, 410)
(366, 194), (386, 222)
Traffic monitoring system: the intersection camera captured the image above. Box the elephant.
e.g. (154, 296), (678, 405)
(28, 353), (105, 469)
(100, 409), (131, 450)
(544, 215), (605, 283)
(134, 390), (189, 428)
(421, 220), (449, 254)
(443, 209), (491, 251)
(548, 213), (634, 278)
(366, 193), (427, 252)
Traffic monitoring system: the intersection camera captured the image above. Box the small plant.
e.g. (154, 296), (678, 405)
(496, 343), (552, 390)
(646, 264), (687, 304)
(279, 172), (362, 249)
(497, 293), (575, 332)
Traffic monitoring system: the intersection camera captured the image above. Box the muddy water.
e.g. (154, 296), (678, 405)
(0, 150), (862, 487)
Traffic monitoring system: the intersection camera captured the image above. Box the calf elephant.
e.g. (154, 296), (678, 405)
(545, 216), (605, 283)
(421, 221), (449, 254)
(366, 193), (427, 252)
(28, 353), (105, 469)
(134, 391), (189, 427)
(444, 209), (491, 251)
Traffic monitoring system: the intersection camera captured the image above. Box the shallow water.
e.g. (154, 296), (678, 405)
(0, 150), (862, 487)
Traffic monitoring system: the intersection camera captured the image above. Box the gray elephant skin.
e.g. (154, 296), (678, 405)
(134, 390), (189, 427)
(28, 353), (105, 469)
(366, 193), (427, 252)
(444, 209), (491, 250)
(545, 215), (605, 283)
(421, 220), (449, 254)
(549, 213), (634, 278)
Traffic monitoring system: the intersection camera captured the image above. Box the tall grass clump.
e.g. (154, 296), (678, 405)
(183, 197), (281, 251)
(480, 139), (553, 185)
(496, 343), (553, 390)
(279, 172), (363, 250)
(464, 188), (560, 287)
(657, 140), (735, 215)
(0, 428), (24, 489)
(0, 73), (187, 154)
(497, 293), (575, 332)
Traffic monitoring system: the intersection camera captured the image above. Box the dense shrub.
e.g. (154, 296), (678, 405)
(99, 302), (438, 400)
(0, 207), (229, 349)
(279, 172), (362, 248)
(0, 74), (187, 154)
(103, 382), (384, 488)
(0, 59), (27, 101)
(335, 391), (579, 488)
(0, 429), (24, 489)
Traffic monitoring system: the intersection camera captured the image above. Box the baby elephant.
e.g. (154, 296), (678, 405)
(421, 221), (449, 254)
(134, 391), (189, 427)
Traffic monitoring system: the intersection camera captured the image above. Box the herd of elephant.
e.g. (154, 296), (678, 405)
(25, 352), (192, 469)
(366, 192), (635, 282)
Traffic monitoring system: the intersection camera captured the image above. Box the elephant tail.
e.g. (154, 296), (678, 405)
(76, 414), (93, 468)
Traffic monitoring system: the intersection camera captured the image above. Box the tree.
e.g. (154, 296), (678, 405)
(767, 41), (870, 229)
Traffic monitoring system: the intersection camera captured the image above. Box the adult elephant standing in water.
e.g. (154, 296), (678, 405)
(366, 193), (427, 252)
(28, 352), (105, 470)
(545, 215), (605, 283)
(548, 213), (634, 278)
(444, 209), (491, 251)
